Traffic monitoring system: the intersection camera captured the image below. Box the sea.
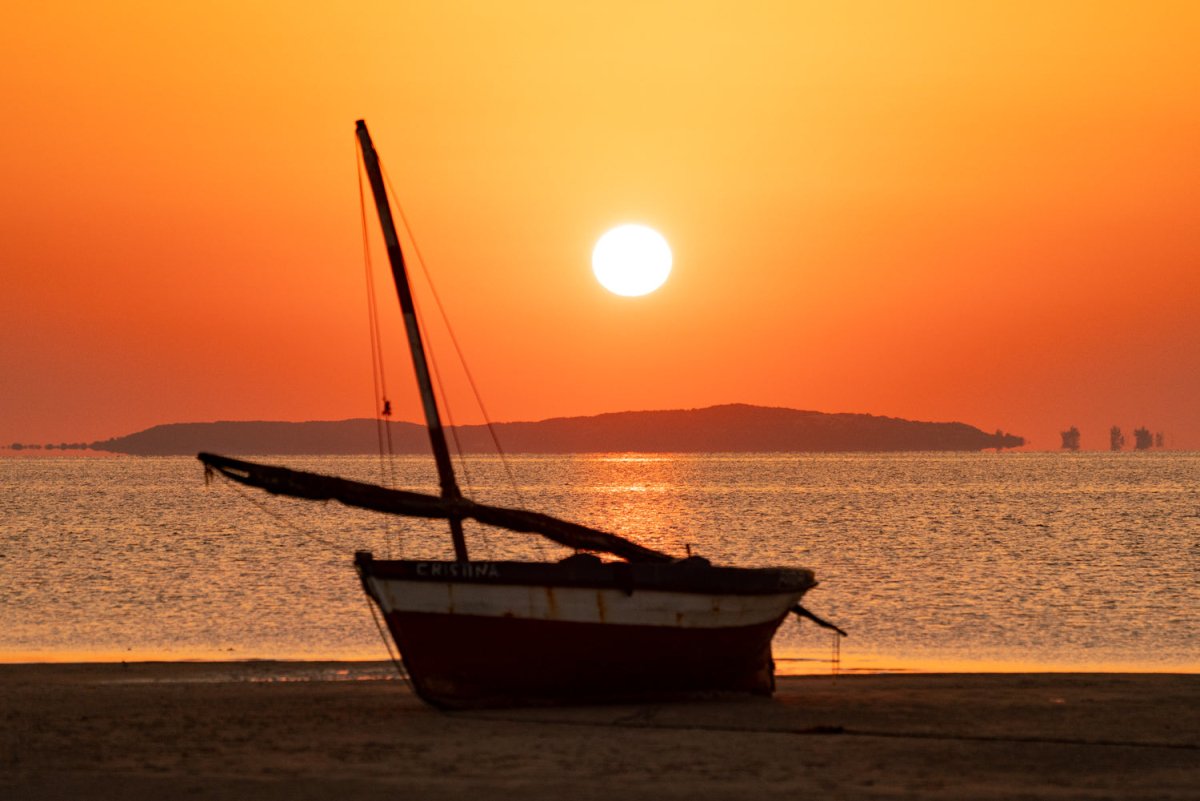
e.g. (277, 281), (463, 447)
(2, 452), (1197, 673)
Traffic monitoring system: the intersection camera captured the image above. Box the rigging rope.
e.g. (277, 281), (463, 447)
(206, 463), (413, 689)
(364, 592), (414, 692)
(411, 293), (493, 559)
(379, 166), (531, 514)
(376, 162), (549, 559)
(357, 145), (401, 556)
(359, 138), (466, 558)
(207, 464), (360, 555)
(357, 154), (397, 482)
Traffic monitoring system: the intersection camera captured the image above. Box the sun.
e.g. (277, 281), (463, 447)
(591, 224), (672, 297)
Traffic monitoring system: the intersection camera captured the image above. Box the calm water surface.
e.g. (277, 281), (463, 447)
(2, 453), (1196, 672)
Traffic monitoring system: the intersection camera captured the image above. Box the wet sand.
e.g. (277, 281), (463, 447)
(2, 662), (1196, 800)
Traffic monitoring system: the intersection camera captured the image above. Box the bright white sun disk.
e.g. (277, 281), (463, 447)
(592, 224), (672, 297)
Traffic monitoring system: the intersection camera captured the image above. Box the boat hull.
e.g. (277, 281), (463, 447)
(356, 553), (815, 708)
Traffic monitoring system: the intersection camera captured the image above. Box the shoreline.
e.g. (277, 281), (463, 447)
(3, 663), (1196, 799)
(3, 653), (1195, 675)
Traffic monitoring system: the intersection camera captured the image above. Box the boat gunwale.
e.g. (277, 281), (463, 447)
(355, 552), (816, 596)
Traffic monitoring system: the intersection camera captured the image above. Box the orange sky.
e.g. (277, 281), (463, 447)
(3, 2), (1198, 450)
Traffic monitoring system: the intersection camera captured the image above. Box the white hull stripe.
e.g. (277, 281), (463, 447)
(365, 577), (803, 629)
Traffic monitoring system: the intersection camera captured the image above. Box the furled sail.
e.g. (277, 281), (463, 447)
(199, 452), (673, 564)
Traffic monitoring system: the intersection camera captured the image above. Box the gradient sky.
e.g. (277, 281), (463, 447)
(3, 2), (1198, 450)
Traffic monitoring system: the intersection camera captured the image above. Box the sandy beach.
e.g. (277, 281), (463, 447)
(1, 662), (1196, 800)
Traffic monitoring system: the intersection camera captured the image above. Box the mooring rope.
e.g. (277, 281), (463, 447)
(363, 591), (414, 692)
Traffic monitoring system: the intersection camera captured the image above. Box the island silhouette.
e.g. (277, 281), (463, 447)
(88, 404), (1023, 455)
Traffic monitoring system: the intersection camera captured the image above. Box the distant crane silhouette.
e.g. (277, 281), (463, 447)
(1134, 427), (1153, 450)
(1060, 426), (1081, 451)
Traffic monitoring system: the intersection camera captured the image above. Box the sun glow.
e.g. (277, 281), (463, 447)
(591, 224), (672, 297)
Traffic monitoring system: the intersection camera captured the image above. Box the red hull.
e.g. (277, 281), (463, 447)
(384, 610), (785, 708)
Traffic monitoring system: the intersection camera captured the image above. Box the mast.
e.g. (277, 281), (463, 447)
(355, 120), (469, 562)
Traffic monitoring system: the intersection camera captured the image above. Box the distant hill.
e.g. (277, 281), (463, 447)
(89, 404), (1024, 455)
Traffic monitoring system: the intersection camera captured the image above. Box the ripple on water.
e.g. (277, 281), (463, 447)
(1, 452), (1196, 670)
